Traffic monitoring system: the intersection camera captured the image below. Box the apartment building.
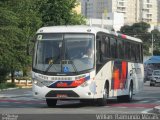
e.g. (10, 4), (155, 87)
(81, 0), (158, 25)
(81, 0), (108, 18)
(158, 0), (160, 25)
(139, 0), (158, 25)
(107, 0), (139, 24)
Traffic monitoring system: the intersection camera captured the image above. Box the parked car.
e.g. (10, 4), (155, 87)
(150, 70), (160, 86)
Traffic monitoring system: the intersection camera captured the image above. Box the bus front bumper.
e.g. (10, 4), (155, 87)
(32, 84), (95, 100)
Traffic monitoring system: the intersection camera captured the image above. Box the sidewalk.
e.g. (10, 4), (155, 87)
(153, 105), (160, 114)
(144, 81), (160, 114)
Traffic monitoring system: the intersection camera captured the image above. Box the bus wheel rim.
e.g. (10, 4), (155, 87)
(103, 88), (108, 99)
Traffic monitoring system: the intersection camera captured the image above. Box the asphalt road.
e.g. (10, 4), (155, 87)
(0, 82), (160, 119)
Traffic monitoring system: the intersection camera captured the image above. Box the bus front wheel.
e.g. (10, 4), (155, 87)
(97, 84), (109, 106)
(46, 99), (57, 107)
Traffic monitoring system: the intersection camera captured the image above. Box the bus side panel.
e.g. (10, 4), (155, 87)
(116, 62), (144, 96)
(128, 62), (144, 94)
(111, 60), (129, 96)
(94, 60), (130, 98)
(94, 61), (144, 99)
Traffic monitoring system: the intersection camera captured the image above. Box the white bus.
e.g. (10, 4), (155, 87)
(32, 26), (144, 107)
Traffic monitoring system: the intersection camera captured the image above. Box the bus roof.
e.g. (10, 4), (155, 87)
(37, 25), (142, 43)
(37, 25), (110, 34)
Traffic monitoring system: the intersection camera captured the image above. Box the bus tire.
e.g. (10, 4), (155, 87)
(97, 83), (109, 106)
(117, 83), (133, 102)
(46, 99), (57, 107)
(125, 83), (133, 102)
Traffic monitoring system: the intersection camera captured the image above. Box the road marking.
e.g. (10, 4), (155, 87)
(115, 107), (127, 109)
(134, 107), (145, 109)
(14, 102), (22, 104)
(138, 100), (149, 103)
(141, 109), (153, 114)
(108, 103), (158, 108)
(0, 104), (10, 107)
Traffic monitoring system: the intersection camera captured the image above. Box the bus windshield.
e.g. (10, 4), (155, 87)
(33, 33), (95, 74)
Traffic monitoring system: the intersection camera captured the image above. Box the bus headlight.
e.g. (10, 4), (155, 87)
(33, 80), (38, 84)
(81, 80), (91, 87)
(32, 79), (44, 87)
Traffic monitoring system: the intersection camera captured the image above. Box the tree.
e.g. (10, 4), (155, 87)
(0, 0), (42, 82)
(0, 6), (23, 82)
(40, 0), (86, 26)
(120, 22), (151, 55)
(151, 29), (160, 55)
(0, 0), (86, 83)
(9, 0), (42, 76)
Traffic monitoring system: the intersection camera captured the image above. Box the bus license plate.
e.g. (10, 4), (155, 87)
(57, 94), (68, 98)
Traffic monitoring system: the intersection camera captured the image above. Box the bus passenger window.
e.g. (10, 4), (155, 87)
(101, 35), (110, 60)
(110, 37), (117, 58)
(117, 39), (124, 59)
(131, 43), (136, 61)
(124, 41), (131, 60)
(104, 36), (110, 58)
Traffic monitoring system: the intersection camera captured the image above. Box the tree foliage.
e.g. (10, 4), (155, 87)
(0, 0), (86, 82)
(151, 29), (160, 55)
(0, 5), (23, 82)
(40, 0), (86, 26)
(121, 22), (160, 56)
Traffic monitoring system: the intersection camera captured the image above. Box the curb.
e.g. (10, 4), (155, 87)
(153, 105), (160, 114)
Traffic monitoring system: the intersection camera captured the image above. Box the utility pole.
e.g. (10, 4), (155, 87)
(101, 13), (104, 28)
(101, 9), (107, 29)
(151, 34), (154, 56)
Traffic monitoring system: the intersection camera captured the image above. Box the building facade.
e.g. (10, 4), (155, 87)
(81, 0), (158, 25)
(86, 12), (124, 31)
(158, 0), (160, 25)
(139, 0), (158, 25)
(106, 0), (139, 24)
(81, 0), (108, 19)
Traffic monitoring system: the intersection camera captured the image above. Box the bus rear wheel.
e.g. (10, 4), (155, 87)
(117, 83), (133, 102)
(126, 83), (133, 102)
(97, 84), (109, 106)
(46, 99), (57, 107)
